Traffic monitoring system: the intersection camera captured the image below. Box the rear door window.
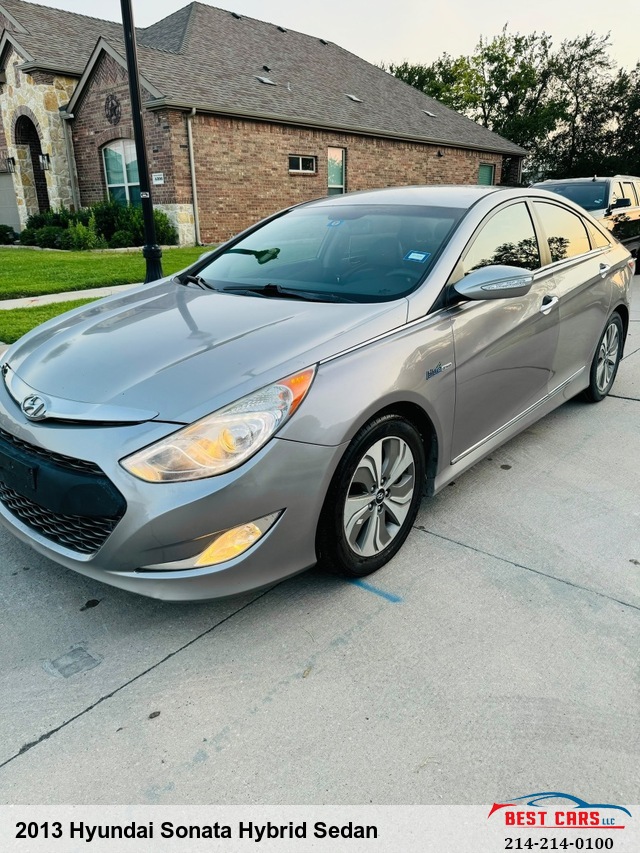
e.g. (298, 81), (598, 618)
(533, 202), (591, 262)
(585, 220), (611, 249)
(622, 182), (638, 205)
(460, 203), (541, 274)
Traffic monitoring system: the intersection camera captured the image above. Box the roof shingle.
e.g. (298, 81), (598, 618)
(0, 0), (526, 156)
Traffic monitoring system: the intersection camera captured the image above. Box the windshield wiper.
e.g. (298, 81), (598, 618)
(173, 274), (211, 290)
(220, 283), (355, 303)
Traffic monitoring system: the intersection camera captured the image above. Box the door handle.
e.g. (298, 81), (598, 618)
(540, 295), (559, 315)
(599, 262), (611, 278)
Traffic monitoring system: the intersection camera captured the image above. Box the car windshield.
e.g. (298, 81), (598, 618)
(540, 182), (609, 211)
(196, 204), (464, 302)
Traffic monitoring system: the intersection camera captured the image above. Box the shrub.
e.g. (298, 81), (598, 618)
(74, 207), (92, 227)
(108, 229), (136, 249)
(91, 200), (122, 243)
(25, 207), (73, 230)
(18, 227), (38, 246)
(154, 208), (179, 245)
(34, 225), (66, 249)
(16, 201), (179, 250)
(0, 224), (18, 244)
(61, 213), (107, 250)
(115, 204), (144, 245)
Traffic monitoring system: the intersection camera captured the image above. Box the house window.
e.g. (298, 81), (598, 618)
(328, 147), (345, 194)
(289, 155), (316, 173)
(478, 163), (495, 186)
(102, 139), (140, 205)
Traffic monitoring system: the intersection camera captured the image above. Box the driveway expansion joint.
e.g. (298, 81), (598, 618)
(0, 585), (279, 773)
(414, 525), (640, 613)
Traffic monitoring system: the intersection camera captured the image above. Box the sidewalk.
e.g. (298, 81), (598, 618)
(0, 283), (142, 356)
(0, 282), (140, 311)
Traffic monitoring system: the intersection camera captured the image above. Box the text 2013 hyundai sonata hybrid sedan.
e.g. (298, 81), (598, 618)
(0, 187), (633, 600)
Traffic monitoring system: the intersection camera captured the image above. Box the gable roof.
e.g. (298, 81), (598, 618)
(0, 0), (125, 74)
(1, 0), (526, 157)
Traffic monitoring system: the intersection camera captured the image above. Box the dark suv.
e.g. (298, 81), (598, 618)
(533, 175), (640, 263)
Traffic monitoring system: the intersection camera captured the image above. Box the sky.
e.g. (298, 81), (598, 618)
(31, 0), (639, 70)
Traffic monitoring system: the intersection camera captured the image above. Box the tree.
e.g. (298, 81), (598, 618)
(386, 55), (482, 115)
(386, 28), (565, 171)
(386, 27), (638, 181)
(607, 63), (640, 174)
(540, 33), (615, 177)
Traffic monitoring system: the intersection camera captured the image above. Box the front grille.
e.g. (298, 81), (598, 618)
(0, 484), (118, 554)
(0, 428), (101, 474)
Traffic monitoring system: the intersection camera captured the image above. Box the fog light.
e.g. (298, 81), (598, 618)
(194, 512), (280, 567)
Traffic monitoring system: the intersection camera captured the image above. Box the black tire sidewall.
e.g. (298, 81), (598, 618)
(316, 415), (426, 577)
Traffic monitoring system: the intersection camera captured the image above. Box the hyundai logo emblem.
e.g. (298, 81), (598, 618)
(21, 394), (48, 421)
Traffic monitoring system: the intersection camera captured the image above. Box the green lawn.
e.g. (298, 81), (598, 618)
(0, 246), (206, 300)
(0, 299), (98, 344)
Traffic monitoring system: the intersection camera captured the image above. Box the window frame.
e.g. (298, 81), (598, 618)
(584, 218), (612, 249)
(327, 147), (346, 195)
(530, 200), (592, 264)
(449, 199), (543, 287)
(442, 196), (609, 307)
(288, 154), (317, 175)
(477, 163), (496, 186)
(102, 139), (140, 205)
(622, 181), (639, 205)
(610, 182), (625, 206)
(529, 199), (607, 268)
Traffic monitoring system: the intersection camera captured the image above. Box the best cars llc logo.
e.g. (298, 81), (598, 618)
(488, 792), (631, 829)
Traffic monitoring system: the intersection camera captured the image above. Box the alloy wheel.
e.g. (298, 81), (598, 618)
(596, 322), (620, 393)
(343, 436), (416, 557)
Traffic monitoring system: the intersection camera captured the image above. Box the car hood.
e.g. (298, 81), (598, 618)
(4, 280), (407, 424)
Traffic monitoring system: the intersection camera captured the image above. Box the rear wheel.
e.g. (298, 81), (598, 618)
(316, 414), (426, 578)
(583, 312), (623, 402)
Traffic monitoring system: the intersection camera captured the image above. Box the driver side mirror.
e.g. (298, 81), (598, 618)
(454, 265), (534, 301)
(608, 198), (632, 214)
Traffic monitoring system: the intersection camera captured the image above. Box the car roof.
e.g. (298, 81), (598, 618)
(535, 175), (640, 184)
(298, 185), (594, 213)
(301, 185), (504, 209)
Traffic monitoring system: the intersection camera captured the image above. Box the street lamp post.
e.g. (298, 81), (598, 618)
(120, 0), (163, 282)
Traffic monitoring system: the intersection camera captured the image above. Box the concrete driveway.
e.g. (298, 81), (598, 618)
(0, 283), (638, 805)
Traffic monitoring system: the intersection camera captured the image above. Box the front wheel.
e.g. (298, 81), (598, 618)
(316, 414), (426, 578)
(583, 312), (623, 402)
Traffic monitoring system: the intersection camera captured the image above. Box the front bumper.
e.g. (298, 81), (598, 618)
(0, 381), (346, 600)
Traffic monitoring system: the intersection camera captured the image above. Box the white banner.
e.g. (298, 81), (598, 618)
(0, 805), (637, 852)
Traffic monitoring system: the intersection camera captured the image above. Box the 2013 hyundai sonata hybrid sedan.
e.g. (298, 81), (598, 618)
(0, 186), (633, 600)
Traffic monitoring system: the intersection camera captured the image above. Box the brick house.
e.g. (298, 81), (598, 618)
(0, 0), (526, 244)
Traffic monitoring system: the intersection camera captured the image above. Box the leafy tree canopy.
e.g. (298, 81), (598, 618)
(383, 27), (640, 181)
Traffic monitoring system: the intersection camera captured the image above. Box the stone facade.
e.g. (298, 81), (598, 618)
(155, 202), (195, 245)
(0, 48), (76, 228)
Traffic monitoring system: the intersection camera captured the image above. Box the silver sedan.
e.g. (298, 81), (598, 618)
(0, 186), (633, 599)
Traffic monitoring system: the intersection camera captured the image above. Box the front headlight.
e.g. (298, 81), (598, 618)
(121, 367), (316, 482)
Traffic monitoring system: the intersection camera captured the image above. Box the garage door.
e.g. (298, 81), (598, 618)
(0, 173), (20, 233)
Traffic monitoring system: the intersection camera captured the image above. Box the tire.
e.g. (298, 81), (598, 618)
(583, 312), (623, 402)
(316, 414), (426, 578)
